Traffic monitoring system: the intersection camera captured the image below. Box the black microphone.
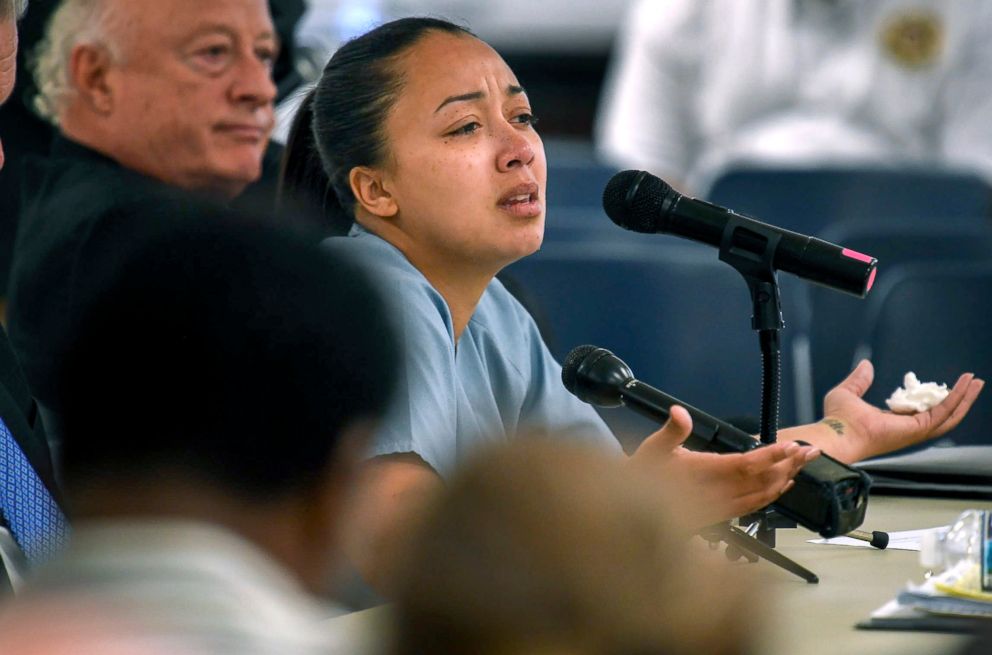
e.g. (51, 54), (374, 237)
(561, 345), (758, 454)
(561, 345), (870, 538)
(602, 170), (877, 297)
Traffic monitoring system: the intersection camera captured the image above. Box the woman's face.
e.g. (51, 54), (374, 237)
(375, 32), (547, 272)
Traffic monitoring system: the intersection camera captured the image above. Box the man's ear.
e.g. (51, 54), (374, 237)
(68, 44), (116, 114)
(350, 166), (398, 219)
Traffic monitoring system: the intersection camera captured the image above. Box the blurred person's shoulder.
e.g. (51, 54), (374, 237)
(20, 521), (351, 655)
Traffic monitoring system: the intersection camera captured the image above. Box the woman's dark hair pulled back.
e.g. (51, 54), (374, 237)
(279, 17), (475, 235)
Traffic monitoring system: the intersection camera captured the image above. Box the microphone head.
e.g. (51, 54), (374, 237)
(561, 344), (599, 395)
(602, 170), (678, 234)
(561, 345), (634, 408)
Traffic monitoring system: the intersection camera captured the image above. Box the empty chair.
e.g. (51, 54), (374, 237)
(704, 166), (992, 236)
(541, 207), (646, 246)
(807, 220), (992, 405)
(544, 139), (620, 210)
(853, 261), (992, 450)
(546, 161), (621, 210)
(503, 240), (800, 447)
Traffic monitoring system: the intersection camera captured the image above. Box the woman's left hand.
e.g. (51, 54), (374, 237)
(814, 360), (984, 462)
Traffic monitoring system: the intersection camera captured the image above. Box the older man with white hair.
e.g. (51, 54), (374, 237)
(6, 0), (280, 416)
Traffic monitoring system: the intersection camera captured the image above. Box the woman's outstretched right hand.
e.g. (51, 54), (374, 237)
(630, 406), (819, 529)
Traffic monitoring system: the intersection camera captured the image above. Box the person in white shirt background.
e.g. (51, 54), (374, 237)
(596, 0), (992, 193)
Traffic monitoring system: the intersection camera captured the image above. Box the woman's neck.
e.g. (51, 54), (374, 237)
(358, 220), (497, 341)
(417, 260), (493, 341)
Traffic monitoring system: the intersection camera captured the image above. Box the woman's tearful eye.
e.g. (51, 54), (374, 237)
(448, 121), (482, 137)
(512, 113), (539, 128)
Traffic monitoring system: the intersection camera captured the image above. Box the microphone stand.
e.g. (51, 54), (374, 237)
(710, 215), (818, 583)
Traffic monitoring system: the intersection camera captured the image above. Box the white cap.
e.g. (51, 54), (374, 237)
(919, 527), (946, 569)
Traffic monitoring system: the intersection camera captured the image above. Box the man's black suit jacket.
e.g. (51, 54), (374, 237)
(7, 136), (183, 410)
(7, 136), (287, 410)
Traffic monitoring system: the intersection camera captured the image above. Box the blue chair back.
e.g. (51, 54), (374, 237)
(705, 166), (992, 236)
(542, 207), (644, 245)
(543, 139), (620, 210)
(545, 161), (619, 210)
(854, 261), (992, 450)
(807, 220), (992, 404)
(504, 240), (800, 445)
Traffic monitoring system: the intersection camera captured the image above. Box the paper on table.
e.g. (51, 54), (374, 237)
(808, 527), (945, 551)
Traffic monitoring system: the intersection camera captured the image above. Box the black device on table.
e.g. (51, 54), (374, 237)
(562, 345), (871, 539)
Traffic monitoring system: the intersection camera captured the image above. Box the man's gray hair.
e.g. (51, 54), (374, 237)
(32, 0), (119, 124)
(0, 0), (29, 21)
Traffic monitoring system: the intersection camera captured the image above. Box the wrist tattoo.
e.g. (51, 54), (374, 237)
(822, 418), (845, 436)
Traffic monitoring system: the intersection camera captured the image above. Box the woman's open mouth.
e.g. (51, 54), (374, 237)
(498, 183), (542, 218)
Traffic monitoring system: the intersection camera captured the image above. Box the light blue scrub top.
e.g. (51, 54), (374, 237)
(324, 225), (622, 477)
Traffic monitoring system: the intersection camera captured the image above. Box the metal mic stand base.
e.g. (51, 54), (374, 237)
(701, 522), (819, 584)
(740, 508), (797, 548)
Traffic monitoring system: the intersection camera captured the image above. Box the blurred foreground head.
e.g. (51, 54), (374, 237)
(392, 439), (756, 655)
(51, 198), (399, 587)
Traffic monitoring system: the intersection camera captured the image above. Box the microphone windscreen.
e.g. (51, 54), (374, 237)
(561, 344), (599, 395)
(602, 170), (643, 227)
(602, 170), (674, 234)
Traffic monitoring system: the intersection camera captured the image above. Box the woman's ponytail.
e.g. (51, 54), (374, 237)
(278, 88), (353, 236)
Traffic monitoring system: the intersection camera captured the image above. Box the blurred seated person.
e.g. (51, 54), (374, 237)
(0, 325), (61, 594)
(7, 0), (279, 417)
(596, 0), (992, 193)
(0, 0), (20, 172)
(1, 199), (399, 654)
(0, 0), (52, 313)
(0, 0), (62, 596)
(391, 439), (753, 655)
(280, 17), (984, 595)
(0, 602), (180, 654)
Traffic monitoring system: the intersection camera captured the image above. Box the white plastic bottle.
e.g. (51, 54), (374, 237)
(920, 510), (992, 595)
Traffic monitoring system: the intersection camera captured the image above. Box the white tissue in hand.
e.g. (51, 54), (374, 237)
(885, 372), (948, 414)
